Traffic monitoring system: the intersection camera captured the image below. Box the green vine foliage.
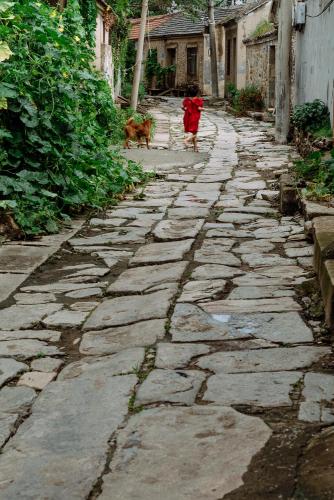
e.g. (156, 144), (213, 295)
(78, 0), (97, 47)
(0, 0), (148, 235)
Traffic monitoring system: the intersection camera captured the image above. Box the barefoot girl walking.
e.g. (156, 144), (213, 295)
(182, 85), (204, 152)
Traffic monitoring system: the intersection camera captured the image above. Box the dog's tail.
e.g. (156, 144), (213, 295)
(126, 117), (135, 126)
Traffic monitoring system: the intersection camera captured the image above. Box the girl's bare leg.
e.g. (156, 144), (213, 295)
(193, 134), (198, 152)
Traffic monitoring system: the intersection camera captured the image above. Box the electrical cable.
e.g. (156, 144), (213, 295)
(306, 0), (334, 18)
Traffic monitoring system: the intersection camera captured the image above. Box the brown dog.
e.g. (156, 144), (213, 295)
(124, 117), (152, 149)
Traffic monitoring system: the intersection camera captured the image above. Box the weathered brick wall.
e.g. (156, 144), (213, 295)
(245, 34), (277, 107)
(144, 37), (204, 90)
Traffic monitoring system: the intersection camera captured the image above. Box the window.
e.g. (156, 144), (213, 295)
(187, 47), (198, 80)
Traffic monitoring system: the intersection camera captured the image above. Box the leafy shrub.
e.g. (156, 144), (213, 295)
(122, 81), (146, 101)
(225, 82), (238, 102)
(0, 0), (148, 235)
(232, 85), (264, 113)
(294, 149), (334, 199)
(292, 99), (331, 134)
(145, 49), (175, 88)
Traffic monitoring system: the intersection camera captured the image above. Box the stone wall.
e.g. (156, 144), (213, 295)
(245, 32), (277, 108)
(236, 0), (272, 90)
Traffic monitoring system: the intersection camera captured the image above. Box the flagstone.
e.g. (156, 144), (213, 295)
(0, 358), (28, 387)
(153, 219), (204, 240)
(130, 240), (194, 265)
(84, 289), (176, 330)
(202, 297), (301, 314)
(0, 303), (63, 331)
(0, 386), (36, 414)
(108, 262), (187, 294)
(136, 369), (206, 405)
(80, 319), (166, 355)
(204, 371), (302, 407)
(197, 346), (330, 373)
(99, 406), (271, 500)
(191, 264), (244, 280)
(155, 343), (211, 369)
(178, 279), (227, 302)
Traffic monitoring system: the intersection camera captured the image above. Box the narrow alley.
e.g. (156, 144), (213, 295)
(0, 101), (333, 499)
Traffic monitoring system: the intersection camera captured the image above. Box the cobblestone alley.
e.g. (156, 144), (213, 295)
(0, 101), (333, 499)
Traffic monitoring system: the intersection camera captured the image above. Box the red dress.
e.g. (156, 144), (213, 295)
(183, 97), (203, 134)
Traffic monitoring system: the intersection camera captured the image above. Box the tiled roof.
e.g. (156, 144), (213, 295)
(129, 14), (176, 40)
(149, 6), (244, 38)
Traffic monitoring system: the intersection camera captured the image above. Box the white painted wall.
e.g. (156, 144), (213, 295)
(295, 0), (334, 125)
(236, 0), (272, 89)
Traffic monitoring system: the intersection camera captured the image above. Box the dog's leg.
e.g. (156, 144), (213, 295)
(146, 137), (150, 150)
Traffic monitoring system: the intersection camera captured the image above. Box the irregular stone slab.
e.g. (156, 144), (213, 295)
(228, 286), (294, 299)
(21, 281), (107, 294)
(108, 262), (187, 294)
(0, 273), (29, 305)
(14, 292), (57, 305)
(89, 218), (127, 227)
(205, 372), (302, 407)
(65, 287), (103, 299)
(241, 253), (296, 268)
(136, 369), (206, 405)
(84, 289), (175, 330)
(69, 227), (148, 247)
(66, 267), (109, 278)
(167, 207), (209, 219)
(178, 279), (227, 302)
(99, 406), (271, 500)
(206, 228), (253, 239)
(192, 264), (244, 280)
(171, 304), (252, 342)
(107, 207), (165, 219)
(153, 219), (204, 241)
(194, 243), (241, 266)
(0, 329), (61, 342)
(299, 373), (334, 423)
(202, 297), (301, 314)
(0, 340), (61, 360)
(0, 303), (63, 331)
(224, 206), (277, 216)
(31, 358), (63, 373)
(59, 349), (145, 380)
(80, 319), (166, 355)
(0, 370), (137, 499)
(70, 301), (98, 312)
(285, 246), (313, 258)
(218, 213), (261, 224)
(226, 179), (266, 191)
(0, 414), (18, 448)
(0, 386), (36, 414)
(122, 198), (172, 208)
(130, 239), (194, 265)
(156, 343), (210, 369)
(197, 346), (330, 373)
(18, 371), (56, 390)
(43, 310), (90, 329)
(0, 245), (55, 273)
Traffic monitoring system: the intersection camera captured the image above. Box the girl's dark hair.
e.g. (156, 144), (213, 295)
(186, 84), (199, 97)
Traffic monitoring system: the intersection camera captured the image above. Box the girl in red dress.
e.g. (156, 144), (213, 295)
(182, 85), (204, 152)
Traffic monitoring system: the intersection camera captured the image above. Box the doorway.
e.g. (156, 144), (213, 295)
(167, 48), (177, 88)
(268, 45), (276, 108)
(187, 47), (198, 82)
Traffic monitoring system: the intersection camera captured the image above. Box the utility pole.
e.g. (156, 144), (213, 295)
(208, 0), (219, 98)
(131, 0), (149, 110)
(275, 0), (292, 143)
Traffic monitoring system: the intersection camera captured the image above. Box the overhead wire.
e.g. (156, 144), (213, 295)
(306, 0), (334, 18)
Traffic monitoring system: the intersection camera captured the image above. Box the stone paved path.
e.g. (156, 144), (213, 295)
(0, 100), (333, 499)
